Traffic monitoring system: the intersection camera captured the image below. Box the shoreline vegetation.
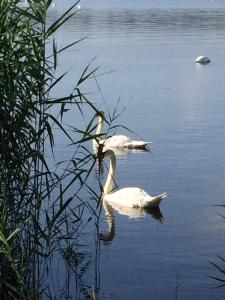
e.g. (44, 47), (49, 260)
(1, 1), (224, 299)
(0, 0), (108, 298)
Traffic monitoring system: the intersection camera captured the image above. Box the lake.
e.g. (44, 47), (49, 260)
(48, 1), (225, 299)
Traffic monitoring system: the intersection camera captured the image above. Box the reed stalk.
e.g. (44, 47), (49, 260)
(0, 0), (104, 298)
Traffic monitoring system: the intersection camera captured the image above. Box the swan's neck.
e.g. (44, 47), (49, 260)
(103, 151), (116, 195)
(93, 115), (104, 147)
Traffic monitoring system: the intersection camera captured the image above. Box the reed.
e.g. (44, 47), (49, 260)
(0, 0), (103, 298)
(209, 209), (225, 288)
(210, 256), (225, 288)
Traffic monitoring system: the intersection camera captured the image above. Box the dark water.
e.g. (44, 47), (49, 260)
(48, 3), (225, 299)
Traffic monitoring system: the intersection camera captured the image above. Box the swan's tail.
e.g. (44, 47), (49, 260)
(145, 192), (167, 208)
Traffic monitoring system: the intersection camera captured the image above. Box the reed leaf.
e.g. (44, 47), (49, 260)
(0, 0), (115, 297)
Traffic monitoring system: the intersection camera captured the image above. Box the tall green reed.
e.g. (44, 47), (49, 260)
(0, 0), (105, 298)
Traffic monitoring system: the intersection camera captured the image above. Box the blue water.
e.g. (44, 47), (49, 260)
(48, 3), (225, 299)
(51, 0), (225, 9)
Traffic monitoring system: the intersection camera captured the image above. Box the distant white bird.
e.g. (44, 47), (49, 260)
(93, 111), (151, 150)
(77, 4), (81, 10)
(102, 149), (167, 208)
(195, 56), (211, 64)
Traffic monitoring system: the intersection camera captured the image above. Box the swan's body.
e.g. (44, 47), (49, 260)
(105, 187), (166, 208)
(94, 112), (151, 150)
(195, 56), (211, 64)
(103, 149), (167, 208)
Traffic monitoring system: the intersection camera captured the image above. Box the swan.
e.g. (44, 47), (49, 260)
(102, 149), (167, 208)
(195, 56), (211, 64)
(93, 111), (151, 150)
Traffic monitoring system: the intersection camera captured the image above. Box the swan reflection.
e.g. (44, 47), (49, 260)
(99, 200), (164, 244)
(93, 143), (150, 158)
(105, 200), (164, 221)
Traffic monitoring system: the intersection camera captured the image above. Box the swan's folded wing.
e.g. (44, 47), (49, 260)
(105, 135), (131, 147)
(104, 187), (166, 208)
(104, 187), (149, 207)
(105, 135), (151, 149)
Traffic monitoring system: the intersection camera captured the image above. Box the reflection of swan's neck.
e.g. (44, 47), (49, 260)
(93, 115), (104, 147)
(100, 201), (115, 243)
(103, 150), (116, 195)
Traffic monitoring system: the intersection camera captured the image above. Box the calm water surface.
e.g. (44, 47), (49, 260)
(49, 3), (225, 299)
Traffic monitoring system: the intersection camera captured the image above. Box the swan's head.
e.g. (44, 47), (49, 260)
(103, 149), (115, 159)
(95, 144), (116, 167)
(95, 110), (105, 119)
(96, 147), (114, 162)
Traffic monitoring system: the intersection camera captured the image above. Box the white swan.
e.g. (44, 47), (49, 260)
(195, 56), (211, 64)
(93, 111), (151, 150)
(102, 149), (167, 208)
